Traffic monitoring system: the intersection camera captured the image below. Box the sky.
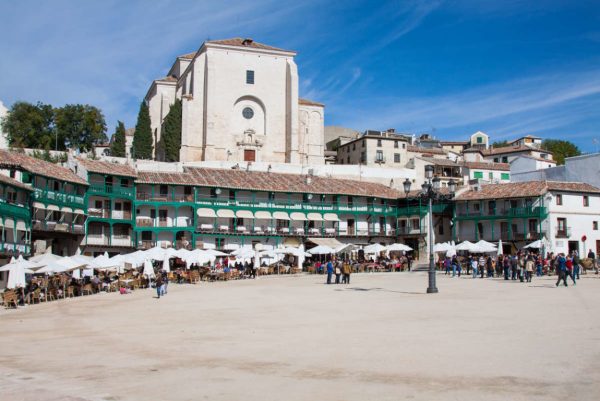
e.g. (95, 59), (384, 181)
(1, 0), (599, 149)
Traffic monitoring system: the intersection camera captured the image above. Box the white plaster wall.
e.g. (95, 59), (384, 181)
(0, 100), (8, 149)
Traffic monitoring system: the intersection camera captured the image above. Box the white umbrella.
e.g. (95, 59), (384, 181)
(0, 255), (39, 272)
(497, 239), (503, 256)
(433, 242), (453, 253)
(363, 243), (386, 254)
(308, 245), (336, 255)
(182, 249), (214, 269)
(28, 250), (62, 268)
(35, 256), (86, 274)
(386, 243), (413, 252)
(523, 239), (544, 249)
(455, 241), (476, 252)
(145, 246), (167, 262)
(475, 240), (498, 253)
(4, 256), (34, 289)
(204, 249), (227, 257)
(446, 248), (457, 258)
(142, 259), (155, 279)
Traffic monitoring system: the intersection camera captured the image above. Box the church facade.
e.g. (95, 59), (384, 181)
(145, 38), (325, 165)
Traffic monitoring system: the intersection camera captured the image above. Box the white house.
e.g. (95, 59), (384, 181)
(0, 100), (8, 149)
(145, 38), (325, 165)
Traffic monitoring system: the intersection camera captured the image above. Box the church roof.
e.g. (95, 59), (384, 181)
(299, 98), (324, 107)
(206, 38), (294, 53)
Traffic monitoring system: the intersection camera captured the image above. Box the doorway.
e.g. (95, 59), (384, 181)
(568, 241), (579, 255)
(244, 149), (256, 162)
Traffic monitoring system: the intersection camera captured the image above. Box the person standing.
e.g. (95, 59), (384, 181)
(478, 255), (485, 278)
(503, 255), (510, 280)
(155, 273), (164, 299)
(342, 260), (351, 284)
(587, 249), (597, 274)
(556, 253), (568, 287)
(326, 259), (333, 284)
(407, 254), (412, 272)
(525, 255), (534, 282)
(572, 251), (581, 280)
(510, 255), (518, 280)
(334, 260), (342, 284)
(471, 257), (478, 278)
(565, 255), (576, 285)
(161, 270), (168, 295)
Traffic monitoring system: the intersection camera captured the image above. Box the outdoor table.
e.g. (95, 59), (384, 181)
(325, 228), (335, 234)
(309, 228), (320, 235)
(236, 226), (247, 232)
(295, 228), (305, 234)
(219, 225), (229, 232)
(280, 227), (290, 234)
(200, 224), (213, 230)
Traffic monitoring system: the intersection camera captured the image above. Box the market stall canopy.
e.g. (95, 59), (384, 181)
(363, 243), (387, 254)
(386, 243), (413, 252)
(307, 237), (343, 248)
(197, 208), (217, 218)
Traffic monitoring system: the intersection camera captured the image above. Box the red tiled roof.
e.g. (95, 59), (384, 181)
(76, 158), (137, 178)
(0, 150), (87, 185)
(407, 145), (447, 155)
(455, 181), (600, 201)
(299, 98), (324, 107)
(136, 167), (401, 199)
(418, 157), (461, 167)
(483, 145), (553, 156)
(206, 38), (294, 53)
(0, 173), (33, 191)
(463, 161), (510, 171)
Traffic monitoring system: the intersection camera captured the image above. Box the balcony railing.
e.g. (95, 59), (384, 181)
(33, 188), (85, 208)
(136, 192), (194, 203)
(457, 206), (547, 219)
(33, 220), (85, 234)
(0, 242), (31, 255)
(0, 200), (31, 221)
(135, 218), (194, 229)
(85, 235), (134, 247)
(556, 227), (571, 238)
(88, 184), (135, 198)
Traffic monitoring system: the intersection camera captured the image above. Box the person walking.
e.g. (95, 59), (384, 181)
(326, 259), (333, 284)
(466, 256), (472, 276)
(572, 251), (581, 280)
(478, 255), (485, 278)
(587, 249), (597, 274)
(503, 256), (510, 280)
(511, 254), (518, 280)
(444, 257), (451, 275)
(451, 256), (458, 277)
(556, 253), (568, 287)
(155, 273), (164, 299)
(525, 255), (534, 283)
(341, 260), (351, 284)
(536, 255), (543, 277)
(565, 255), (576, 285)
(161, 270), (168, 295)
(471, 256), (478, 278)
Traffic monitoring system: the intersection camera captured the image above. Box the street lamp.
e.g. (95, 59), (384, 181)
(403, 168), (456, 294)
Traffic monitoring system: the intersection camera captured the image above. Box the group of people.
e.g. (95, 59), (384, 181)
(325, 259), (352, 284)
(441, 249), (596, 286)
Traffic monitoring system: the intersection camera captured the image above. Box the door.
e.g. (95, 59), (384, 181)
(347, 219), (355, 235)
(244, 149), (256, 162)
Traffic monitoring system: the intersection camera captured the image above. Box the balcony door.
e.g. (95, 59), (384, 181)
(347, 219), (355, 235)
(244, 149), (256, 162)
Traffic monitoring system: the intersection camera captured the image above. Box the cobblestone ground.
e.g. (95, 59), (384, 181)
(1, 272), (599, 401)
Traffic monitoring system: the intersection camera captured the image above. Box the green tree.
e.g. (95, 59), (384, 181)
(1, 101), (56, 149)
(541, 139), (581, 165)
(132, 101), (153, 159)
(55, 104), (107, 152)
(492, 140), (509, 148)
(110, 121), (127, 157)
(160, 99), (182, 162)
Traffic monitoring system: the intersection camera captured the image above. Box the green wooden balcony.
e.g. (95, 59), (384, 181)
(88, 184), (135, 199)
(455, 206), (547, 220)
(0, 241), (31, 256)
(33, 188), (85, 208)
(0, 201), (31, 221)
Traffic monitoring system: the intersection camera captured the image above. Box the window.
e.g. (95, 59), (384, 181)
(473, 171), (483, 179)
(347, 156), (350, 164)
(362, 141), (365, 148)
(437, 222), (444, 235)
(402, 143), (406, 149)
(159, 185), (168, 196)
(473, 203), (480, 212)
(489, 172), (493, 180)
(121, 178), (129, 188)
(476, 136), (483, 144)
(184, 186), (192, 196)
(557, 217), (567, 233)
(556, 194), (562, 205)
(352, 143), (356, 151)
(394, 153), (401, 163)
(114, 202), (122, 211)
(501, 173), (510, 180)
(377, 139), (382, 147)
(242, 107), (254, 119)
(494, 158), (499, 163)
(158, 209), (167, 221)
(347, 196), (353, 207)
(502, 156), (508, 163)
(375, 150), (384, 162)
(411, 218), (420, 230)
(9, 169), (15, 178)
(394, 141), (399, 148)
(477, 222), (484, 237)
(150, 209), (157, 219)
(246, 70), (254, 84)
(593, 221), (598, 231)
(583, 195), (589, 207)
(540, 153), (547, 159)
(95, 200), (102, 209)
(360, 152), (366, 163)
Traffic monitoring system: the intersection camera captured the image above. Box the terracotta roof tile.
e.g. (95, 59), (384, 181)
(0, 173), (34, 191)
(207, 38), (294, 53)
(156, 76), (178, 83)
(407, 145), (447, 155)
(137, 167), (401, 199)
(455, 181), (600, 201)
(0, 150), (87, 186)
(299, 98), (324, 107)
(76, 158), (137, 178)
(418, 157), (461, 167)
(463, 161), (510, 171)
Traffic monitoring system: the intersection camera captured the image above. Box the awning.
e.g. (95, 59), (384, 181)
(216, 209), (235, 218)
(254, 211), (271, 219)
(33, 202), (45, 209)
(197, 208), (217, 218)
(324, 213), (340, 222)
(273, 211), (290, 220)
(308, 237), (344, 248)
(74, 209), (85, 215)
(307, 212), (323, 221)
(284, 237), (301, 246)
(46, 205), (60, 211)
(16, 221), (27, 231)
(236, 210), (254, 219)
(62, 207), (72, 213)
(4, 218), (14, 228)
(290, 212), (307, 221)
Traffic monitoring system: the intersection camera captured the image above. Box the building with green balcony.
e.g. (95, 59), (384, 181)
(0, 149), (88, 256)
(76, 158), (137, 255)
(0, 174), (33, 260)
(133, 167), (403, 251)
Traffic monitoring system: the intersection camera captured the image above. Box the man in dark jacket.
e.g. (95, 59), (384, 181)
(555, 253), (568, 287)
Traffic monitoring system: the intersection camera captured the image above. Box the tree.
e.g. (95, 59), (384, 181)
(160, 99), (182, 162)
(54, 104), (107, 152)
(492, 140), (509, 148)
(132, 101), (153, 159)
(541, 139), (581, 165)
(1, 101), (56, 149)
(110, 121), (127, 157)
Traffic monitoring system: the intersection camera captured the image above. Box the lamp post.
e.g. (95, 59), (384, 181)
(403, 165), (456, 294)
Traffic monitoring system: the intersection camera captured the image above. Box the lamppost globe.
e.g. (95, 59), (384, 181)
(403, 178), (412, 194)
(307, 194), (313, 200)
(215, 188), (222, 195)
(421, 183), (429, 195)
(425, 165), (434, 179)
(448, 179), (456, 194)
(432, 176), (441, 191)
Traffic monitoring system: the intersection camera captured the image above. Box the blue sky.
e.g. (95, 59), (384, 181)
(1, 0), (599, 148)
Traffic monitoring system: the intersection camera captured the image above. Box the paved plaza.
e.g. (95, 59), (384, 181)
(1, 272), (599, 401)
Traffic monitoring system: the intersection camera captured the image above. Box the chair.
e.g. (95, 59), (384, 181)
(30, 288), (42, 304)
(2, 291), (18, 309)
(81, 284), (93, 296)
(66, 286), (75, 298)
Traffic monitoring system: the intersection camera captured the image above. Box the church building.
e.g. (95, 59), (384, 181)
(145, 38), (325, 165)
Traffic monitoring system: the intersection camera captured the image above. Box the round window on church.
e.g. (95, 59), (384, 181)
(242, 107), (254, 119)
